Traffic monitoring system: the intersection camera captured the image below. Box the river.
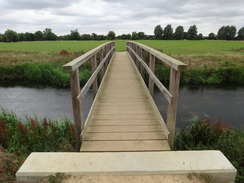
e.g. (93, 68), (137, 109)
(0, 84), (243, 129)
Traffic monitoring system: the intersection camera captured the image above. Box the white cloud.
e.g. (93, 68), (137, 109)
(0, 0), (243, 36)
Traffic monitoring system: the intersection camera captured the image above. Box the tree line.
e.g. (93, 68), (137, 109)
(0, 25), (243, 42)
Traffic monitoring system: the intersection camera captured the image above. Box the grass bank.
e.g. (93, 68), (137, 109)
(0, 109), (76, 182)
(0, 40), (243, 86)
(174, 117), (244, 183)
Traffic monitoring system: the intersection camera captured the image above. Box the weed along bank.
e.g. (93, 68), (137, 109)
(15, 41), (237, 183)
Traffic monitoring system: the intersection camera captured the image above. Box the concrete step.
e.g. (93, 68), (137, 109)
(16, 151), (237, 183)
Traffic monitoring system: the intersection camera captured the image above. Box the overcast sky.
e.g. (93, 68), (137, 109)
(0, 0), (243, 36)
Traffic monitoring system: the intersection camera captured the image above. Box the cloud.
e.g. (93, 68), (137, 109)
(0, 0), (243, 36)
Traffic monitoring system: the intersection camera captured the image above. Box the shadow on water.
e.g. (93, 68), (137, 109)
(0, 84), (244, 129)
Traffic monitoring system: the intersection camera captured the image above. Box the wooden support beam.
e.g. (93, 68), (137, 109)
(166, 68), (181, 149)
(91, 55), (98, 98)
(100, 48), (105, 79)
(70, 69), (83, 151)
(149, 54), (155, 95)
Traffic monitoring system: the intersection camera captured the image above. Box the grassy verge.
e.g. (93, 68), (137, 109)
(0, 109), (76, 182)
(174, 117), (244, 183)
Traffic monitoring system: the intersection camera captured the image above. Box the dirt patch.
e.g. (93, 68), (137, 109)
(38, 174), (208, 183)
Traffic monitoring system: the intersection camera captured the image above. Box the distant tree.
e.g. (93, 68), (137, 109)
(197, 33), (203, 40)
(208, 32), (216, 40)
(24, 32), (35, 41)
(131, 32), (139, 40)
(154, 25), (163, 40)
(187, 25), (198, 40)
(163, 24), (173, 40)
(97, 35), (107, 40)
(81, 34), (91, 40)
(174, 26), (184, 40)
(43, 28), (57, 40)
(107, 31), (116, 40)
(70, 29), (80, 40)
(217, 25), (236, 40)
(91, 33), (98, 40)
(18, 33), (26, 41)
(138, 32), (146, 40)
(34, 31), (44, 41)
(237, 27), (244, 40)
(0, 33), (3, 42)
(3, 29), (19, 42)
(117, 34), (131, 40)
(226, 25), (236, 40)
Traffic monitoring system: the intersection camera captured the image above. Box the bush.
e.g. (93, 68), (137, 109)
(174, 117), (244, 183)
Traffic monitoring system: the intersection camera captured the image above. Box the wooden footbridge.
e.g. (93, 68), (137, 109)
(63, 41), (186, 152)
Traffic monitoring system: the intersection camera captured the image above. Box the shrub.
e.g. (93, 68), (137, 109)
(174, 117), (244, 182)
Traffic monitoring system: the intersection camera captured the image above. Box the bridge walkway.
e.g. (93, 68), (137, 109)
(80, 52), (170, 152)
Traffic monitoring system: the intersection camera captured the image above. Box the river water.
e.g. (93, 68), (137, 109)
(0, 85), (243, 129)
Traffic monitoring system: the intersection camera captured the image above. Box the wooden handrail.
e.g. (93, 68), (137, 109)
(63, 41), (115, 151)
(126, 41), (187, 149)
(127, 41), (187, 71)
(62, 42), (115, 72)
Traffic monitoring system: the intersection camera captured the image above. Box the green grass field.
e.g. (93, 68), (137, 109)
(0, 40), (243, 69)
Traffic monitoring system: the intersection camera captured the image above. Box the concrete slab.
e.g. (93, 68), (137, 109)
(16, 151), (237, 183)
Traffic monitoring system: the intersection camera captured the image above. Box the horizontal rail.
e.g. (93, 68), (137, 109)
(77, 46), (116, 101)
(127, 46), (172, 103)
(127, 41), (187, 71)
(62, 42), (114, 72)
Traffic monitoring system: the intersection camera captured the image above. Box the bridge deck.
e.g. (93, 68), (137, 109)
(80, 52), (170, 152)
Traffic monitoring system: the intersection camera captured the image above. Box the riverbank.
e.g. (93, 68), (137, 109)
(0, 109), (243, 182)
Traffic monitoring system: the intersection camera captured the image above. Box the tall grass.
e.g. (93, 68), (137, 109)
(0, 109), (76, 181)
(174, 117), (244, 183)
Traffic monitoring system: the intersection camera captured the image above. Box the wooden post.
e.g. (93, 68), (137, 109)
(149, 54), (155, 95)
(100, 48), (105, 79)
(166, 68), (181, 149)
(91, 55), (98, 98)
(70, 69), (82, 151)
(140, 49), (145, 78)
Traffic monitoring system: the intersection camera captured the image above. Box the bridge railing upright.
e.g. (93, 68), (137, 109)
(63, 41), (116, 151)
(126, 41), (187, 148)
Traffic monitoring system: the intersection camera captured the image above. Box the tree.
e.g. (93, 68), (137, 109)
(34, 31), (44, 41)
(174, 26), (184, 40)
(3, 29), (19, 42)
(237, 27), (244, 40)
(208, 32), (216, 40)
(163, 24), (173, 40)
(154, 25), (163, 40)
(70, 29), (80, 40)
(107, 31), (115, 40)
(80, 34), (91, 40)
(43, 28), (57, 40)
(138, 32), (146, 40)
(197, 33), (203, 40)
(91, 33), (98, 40)
(187, 25), (198, 40)
(131, 32), (139, 40)
(217, 25), (236, 40)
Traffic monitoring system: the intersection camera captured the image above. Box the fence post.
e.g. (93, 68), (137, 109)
(91, 55), (98, 98)
(140, 49), (145, 78)
(149, 54), (155, 95)
(70, 69), (82, 151)
(166, 68), (181, 149)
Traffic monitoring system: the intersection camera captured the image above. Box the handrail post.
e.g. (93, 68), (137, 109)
(91, 55), (98, 98)
(100, 48), (105, 79)
(149, 54), (155, 95)
(70, 69), (82, 151)
(140, 48), (145, 78)
(166, 68), (181, 149)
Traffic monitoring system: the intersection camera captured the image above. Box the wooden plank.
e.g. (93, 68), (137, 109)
(86, 125), (162, 133)
(84, 132), (166, 141)
(91, 114), (156, 120)
(80, 140), (170, 152)
(90, 119), (158, 126)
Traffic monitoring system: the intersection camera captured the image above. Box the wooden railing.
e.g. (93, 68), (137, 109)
(127, 41), (187, 148)
(63, 41), (116, 150)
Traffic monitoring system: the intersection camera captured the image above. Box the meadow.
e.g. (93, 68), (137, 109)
(0, 40), (243, 86)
